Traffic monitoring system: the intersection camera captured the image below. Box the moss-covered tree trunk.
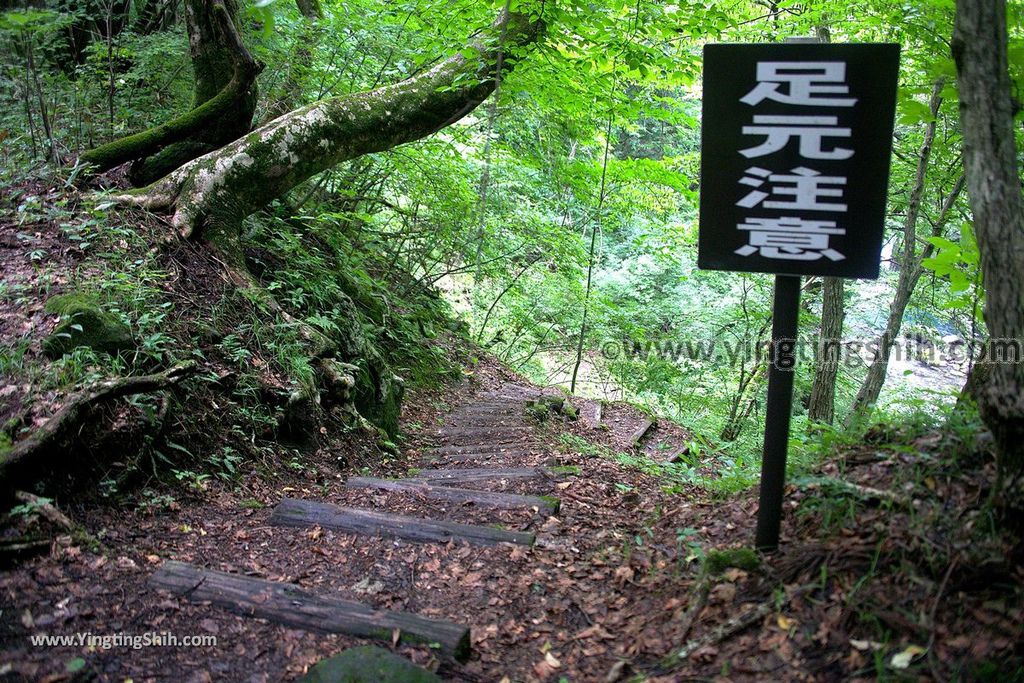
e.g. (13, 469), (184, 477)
(121, 6), (543, 257)
(80, 0), (261, 185)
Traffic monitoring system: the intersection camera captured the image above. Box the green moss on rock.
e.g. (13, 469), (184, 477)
(42, 295), (133, 359)
(299, 646), (440, 683)
(706, 547), (761, 575)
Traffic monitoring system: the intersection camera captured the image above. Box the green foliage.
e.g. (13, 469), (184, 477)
(922, 223), (984, 313)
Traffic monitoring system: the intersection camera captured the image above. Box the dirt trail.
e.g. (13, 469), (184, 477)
(1, 375), (714, 681)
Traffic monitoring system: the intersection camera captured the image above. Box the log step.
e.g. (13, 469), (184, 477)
(426, 452), (531, 463)
(436, 432), (524, 444)
(346, 477), (559, 514)
(628, 418), (656, 447)
(455, 406), (523, 415)
(149, 561), (471, 660)
(438, 426), (525, 437)
(431, 443), (542, 456)
(270, 497), (534, 547)
(410, 467), (551, 485)
(442, 417), (530, 428)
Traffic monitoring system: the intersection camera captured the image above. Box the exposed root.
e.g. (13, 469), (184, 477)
(1, 362), (197, 492)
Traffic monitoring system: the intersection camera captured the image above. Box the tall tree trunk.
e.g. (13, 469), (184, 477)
(808, 276), (844, 424)
(80, 0), (261, 185)
(952, 0), (1024, 487)
(845, 80), (948, 423)
(116, 6), (545, 273)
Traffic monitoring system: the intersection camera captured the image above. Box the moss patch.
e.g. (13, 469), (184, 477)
(706, 547), (760, 575)
(299, 645), (440, 683)
(42, 294), (133, 359)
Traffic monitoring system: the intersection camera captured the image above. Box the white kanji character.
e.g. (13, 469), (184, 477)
(740, 62), (857, 107)
(736, 166), (847, 212)
(740, 115), (853, 160)
(735, 217), (846, 261)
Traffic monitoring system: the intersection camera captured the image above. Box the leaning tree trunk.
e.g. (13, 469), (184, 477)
(80, 0), (260, 185)
(952, 0), (1024, 487)
(118, 7), (544, 271)
(808, 276), (844, 424)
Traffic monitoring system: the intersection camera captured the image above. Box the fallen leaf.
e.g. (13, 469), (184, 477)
(890, 645), (926, 669)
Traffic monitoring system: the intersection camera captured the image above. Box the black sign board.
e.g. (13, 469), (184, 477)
(698, 43), (900, 279)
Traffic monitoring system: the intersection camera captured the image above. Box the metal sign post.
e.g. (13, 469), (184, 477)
(755, 274), (800, 550)
(697, 41), (899, 551)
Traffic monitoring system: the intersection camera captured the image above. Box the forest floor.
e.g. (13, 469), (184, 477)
(2, 352), (1023, 682)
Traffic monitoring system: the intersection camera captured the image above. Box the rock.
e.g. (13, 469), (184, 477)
(299, 646), (439, 683)
(42, 294), (133, 359)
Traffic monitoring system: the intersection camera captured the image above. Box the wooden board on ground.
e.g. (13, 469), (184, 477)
(149, 561), (471, 661)
(437, 426), (526, 438)
(425, 452), (536, 463)
(409, 467), (551, 486)
(270, 497), (535, 546)
(431, 443), (542, 456)
(346, 477), (560, 514)
(628, 418), (655, 447)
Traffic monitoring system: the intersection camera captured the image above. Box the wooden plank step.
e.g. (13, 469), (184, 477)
(437, 427), (526, 439)
(456, 405), (523, 414)
(410, 467), (551, 485)
(432, 443), (541, 455)
(270, 498), (534, 547)
(425, 452), (532, 463)
(346, 477), (559, 514)
(149, 561), (471, 660)
(438, 433), (527, 446)
(628, 418), (656, 447)
(446, 413), (528, 423)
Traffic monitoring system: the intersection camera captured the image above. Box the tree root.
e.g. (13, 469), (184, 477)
(12, 491), (102, 550)
(1, 362), (196, 492)
(668, 584), (812, 664)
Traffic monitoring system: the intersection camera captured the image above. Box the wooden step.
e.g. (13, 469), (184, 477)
(438, 432), (528, 446)
(438, 426), (526, 437)
(270, 498), (534, 547)
(149, 561), (471, 660)
(455, 405), (523, 414)
(410, 467), (551, 485)
(432, 443), (542, 456)
(346, 477), (560, 514)
(443, 417), (530, 428)
(425, 452), (529, 463)
(628, 418), (656, 447)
